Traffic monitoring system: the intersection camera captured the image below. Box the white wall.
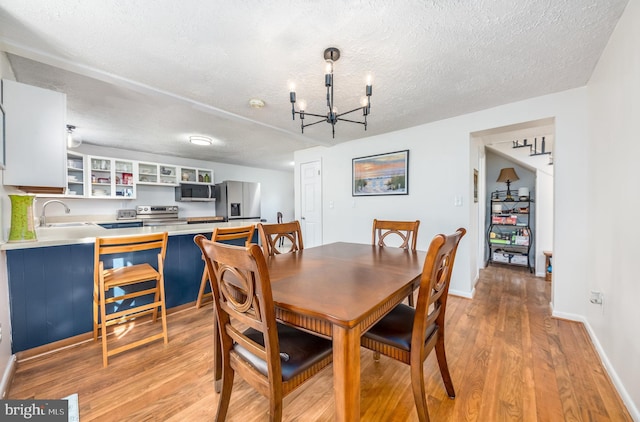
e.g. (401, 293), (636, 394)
(295, 87), (588, 301)
(585, 0), (640, 417)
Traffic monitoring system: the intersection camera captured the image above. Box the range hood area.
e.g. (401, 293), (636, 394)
(214, 181), (261, 221)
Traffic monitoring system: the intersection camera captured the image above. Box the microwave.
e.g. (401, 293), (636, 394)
(175, 183), (215, 201)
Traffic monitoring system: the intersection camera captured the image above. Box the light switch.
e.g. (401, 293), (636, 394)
(454, 196), (463, 207)
(329, 201), (334, 209)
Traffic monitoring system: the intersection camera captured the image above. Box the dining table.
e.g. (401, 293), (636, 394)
(212, 241), (427, 422)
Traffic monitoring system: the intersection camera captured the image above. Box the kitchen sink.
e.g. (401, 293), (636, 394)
(45, 222), (94, 228)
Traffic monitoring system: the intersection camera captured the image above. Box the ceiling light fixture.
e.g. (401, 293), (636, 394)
(189, 135), (213, 146)
(66, 124), (81, 148)
(289, 47), (372, 138)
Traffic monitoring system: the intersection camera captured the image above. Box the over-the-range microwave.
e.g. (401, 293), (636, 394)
(175, 183), (216, 201)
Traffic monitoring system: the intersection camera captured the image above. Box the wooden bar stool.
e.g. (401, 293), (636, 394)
(93, 232), (169, 367)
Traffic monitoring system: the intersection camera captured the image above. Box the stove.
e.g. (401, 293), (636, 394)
(135, 205), (188, 226)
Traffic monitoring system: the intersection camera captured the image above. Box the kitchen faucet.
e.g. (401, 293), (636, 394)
(40, 200), (71, 227)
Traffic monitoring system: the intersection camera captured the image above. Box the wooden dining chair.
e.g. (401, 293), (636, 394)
(195, 225), (256, 309)
(257, 220), (304, 256)
(194, 235), (333, 421)
(93, 232), (169, 367)
(372, 219), (420, 305)
(361, 227), (466, 422)
(276, 212), (284, 247)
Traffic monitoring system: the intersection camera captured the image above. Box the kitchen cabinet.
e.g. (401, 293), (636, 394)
(2, 79), (67, 190)
(486, 191), (533, 272)
(88, 156), (135, 198)
(137, 162), (179, 186)
(179, 167), (213, 184)
(66, 152), (85, 197)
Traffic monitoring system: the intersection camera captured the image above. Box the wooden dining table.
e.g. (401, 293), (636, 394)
(212, 242), (427, 421)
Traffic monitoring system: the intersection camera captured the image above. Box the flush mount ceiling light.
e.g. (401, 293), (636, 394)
(66, 124), (81, 148)
(249, 98), (265, 109)
(189, 135), (213, 146)
(289, 47), (372, 138)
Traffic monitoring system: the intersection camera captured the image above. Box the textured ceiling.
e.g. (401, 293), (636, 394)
(0, 0), (629, 171)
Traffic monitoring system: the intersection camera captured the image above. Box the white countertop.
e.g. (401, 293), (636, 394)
(0, 220), (261, 250)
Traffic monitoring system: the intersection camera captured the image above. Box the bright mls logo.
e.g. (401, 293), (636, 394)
(1, 400), (67, 421)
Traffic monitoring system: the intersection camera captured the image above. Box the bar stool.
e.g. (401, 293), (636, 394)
(93, 232), (169, 367)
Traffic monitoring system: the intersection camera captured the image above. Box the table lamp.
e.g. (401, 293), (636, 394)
(496, 167), (519, 201)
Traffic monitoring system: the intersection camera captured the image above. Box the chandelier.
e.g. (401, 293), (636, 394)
(289, 47), (372, 138)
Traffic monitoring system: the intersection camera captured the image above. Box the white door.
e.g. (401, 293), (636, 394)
(300, 160), (322, 248)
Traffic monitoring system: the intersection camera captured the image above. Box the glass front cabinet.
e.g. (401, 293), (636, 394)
(88, 156), (136, 198)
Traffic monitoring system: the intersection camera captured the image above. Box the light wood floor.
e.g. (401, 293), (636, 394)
(8, 266), (632, 421)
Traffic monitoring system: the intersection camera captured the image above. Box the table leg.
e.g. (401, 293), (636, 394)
(333, 324), (361, 421)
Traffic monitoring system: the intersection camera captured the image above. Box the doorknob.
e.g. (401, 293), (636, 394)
(301, 217), (306, 220)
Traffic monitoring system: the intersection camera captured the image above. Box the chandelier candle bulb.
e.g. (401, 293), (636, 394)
(290, 92), (296, 103)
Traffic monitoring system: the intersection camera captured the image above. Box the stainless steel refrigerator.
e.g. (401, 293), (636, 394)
(214, 181), (261, 221)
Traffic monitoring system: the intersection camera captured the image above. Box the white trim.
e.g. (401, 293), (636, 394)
(552, 310), (640, 421)
(450, 287), (475, 299)
(0, 354), (16, 399)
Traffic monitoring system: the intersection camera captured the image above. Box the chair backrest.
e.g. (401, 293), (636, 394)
(372, 219), (420, 251)
(257, 221), (304, 256)
(94, 232), (168, 272)
(412, 228), (466, 350)
(211, 225), (255, 246)
(194, 235), (282, 389)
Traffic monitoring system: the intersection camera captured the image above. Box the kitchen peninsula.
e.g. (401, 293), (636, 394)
(0, 220), (260, 354)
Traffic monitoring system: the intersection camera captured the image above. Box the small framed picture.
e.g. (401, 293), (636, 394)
(473, 169), (478, 203)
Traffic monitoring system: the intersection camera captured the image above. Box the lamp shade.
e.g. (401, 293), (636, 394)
(496, 167), (520, 183)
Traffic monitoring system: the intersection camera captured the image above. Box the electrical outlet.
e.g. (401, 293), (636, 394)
(590, 290), (603, 305)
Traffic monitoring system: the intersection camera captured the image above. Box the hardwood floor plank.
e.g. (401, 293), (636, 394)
(7, 266), (633, 421)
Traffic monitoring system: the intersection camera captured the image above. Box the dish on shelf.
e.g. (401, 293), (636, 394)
(92, 189), (107, 196)
(97, 178), (110, 183)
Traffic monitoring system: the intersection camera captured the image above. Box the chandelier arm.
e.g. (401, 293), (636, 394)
(302, 119), (328, 128)
(336, 117), (367, 125)
(294, 111), (327, 119)
(336, 106), (366, 117)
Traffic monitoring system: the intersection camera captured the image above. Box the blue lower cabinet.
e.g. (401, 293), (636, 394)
(6, 232), (214, 353)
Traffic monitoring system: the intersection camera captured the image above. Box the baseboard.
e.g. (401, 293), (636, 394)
(0, 355), (16, 399)
(449, 287), (474, 299)
(552, 310), (640, 421)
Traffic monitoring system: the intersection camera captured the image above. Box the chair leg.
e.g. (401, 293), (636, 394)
(407, 292), (415, 307)
(269, 390), (283, 422)
(410, 356), (430, 422)
(99, 281), (109, 367)
(195, 267), (209, 309)
(93, 279), (100, 342)
(373, 351), (381, 361)
(158, 274), (169, 344)
(435, 334), (455, 398)
(215, 366), (235, 422)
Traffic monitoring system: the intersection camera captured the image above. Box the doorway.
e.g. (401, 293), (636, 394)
(300, 160), (322, 248)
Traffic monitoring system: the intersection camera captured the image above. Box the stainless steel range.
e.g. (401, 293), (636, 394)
(135, 205), (188, 226)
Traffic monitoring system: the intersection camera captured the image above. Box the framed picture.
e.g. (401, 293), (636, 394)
(473, 169), (479, 203)
(0, 102), (5, 169)
(352, 150), (409, 196)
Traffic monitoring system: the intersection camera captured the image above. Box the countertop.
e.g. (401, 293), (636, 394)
(0, 220), (261, 250)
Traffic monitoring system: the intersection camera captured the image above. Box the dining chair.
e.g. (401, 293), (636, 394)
(195, 225), (256, 309)
(93, 232), (169, 367)
(372, 219), (421, 306)
(257, 220), (304, 256)
(194, 235), (333, 421)
(361, 227), (466, 422)
(276, 211), (284, 247)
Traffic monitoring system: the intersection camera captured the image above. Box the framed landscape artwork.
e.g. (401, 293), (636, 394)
(352, 150), (409, 196)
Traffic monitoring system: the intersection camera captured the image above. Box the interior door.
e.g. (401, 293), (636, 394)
(300, 160), (322, 248)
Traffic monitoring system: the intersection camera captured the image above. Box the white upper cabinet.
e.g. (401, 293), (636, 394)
(2, 79), (67, 189)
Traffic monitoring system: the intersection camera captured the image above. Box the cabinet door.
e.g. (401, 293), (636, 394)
(2, 79), (67, 188)
(66, 152), (85, 196)
(88, 156), (113, 197)
(137, 162), (159, 184)
(115, 160), (135, 197)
